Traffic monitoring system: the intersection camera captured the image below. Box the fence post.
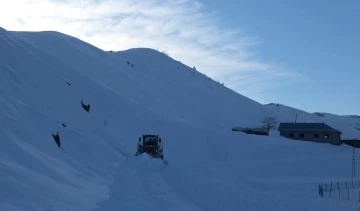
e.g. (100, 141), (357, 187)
(330, 186), (332, 197)
(319, 184), (324, 198)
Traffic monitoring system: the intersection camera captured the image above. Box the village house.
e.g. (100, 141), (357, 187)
(278, 122), (342, 145)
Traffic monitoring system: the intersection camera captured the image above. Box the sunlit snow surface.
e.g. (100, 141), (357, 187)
(1, 27), (360, 211)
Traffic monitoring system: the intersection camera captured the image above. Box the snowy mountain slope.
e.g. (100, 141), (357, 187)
(1, 26), (360, 211)
(343, 115), (360, 131)
(345, 115), (360, 122)
(11, 31), (280, 131)
(315, 113), (360, 134)
(0, 28), (122, 210)
(265, 103), (360, 140)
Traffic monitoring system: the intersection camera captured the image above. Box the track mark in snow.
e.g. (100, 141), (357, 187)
(92, 156), (204, 211)
(140, 168), (203, 211)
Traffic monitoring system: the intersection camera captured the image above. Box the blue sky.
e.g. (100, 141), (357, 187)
(0, 0), (358, 115)
(202, 0), (360, 115)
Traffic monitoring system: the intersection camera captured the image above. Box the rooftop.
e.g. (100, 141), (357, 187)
(278, 123), (342, 133)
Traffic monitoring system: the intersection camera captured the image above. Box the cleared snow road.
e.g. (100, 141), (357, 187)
(92, 154), (203, 211)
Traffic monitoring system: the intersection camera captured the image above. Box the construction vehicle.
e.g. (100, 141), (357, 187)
(135, 134), (164, 160)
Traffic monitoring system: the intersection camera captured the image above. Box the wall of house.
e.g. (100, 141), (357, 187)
(280, 131), (341, 145)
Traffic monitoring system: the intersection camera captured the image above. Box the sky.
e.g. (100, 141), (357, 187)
(0, 0), (358, 115)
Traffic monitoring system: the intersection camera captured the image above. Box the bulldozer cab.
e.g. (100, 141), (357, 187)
(142, 135), (160, 146)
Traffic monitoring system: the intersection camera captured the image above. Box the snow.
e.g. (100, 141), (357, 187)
(1, 26), (360, 211)
(265, 103), (360, 140)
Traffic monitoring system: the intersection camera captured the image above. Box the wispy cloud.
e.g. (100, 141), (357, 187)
(0, 0), (305, 102)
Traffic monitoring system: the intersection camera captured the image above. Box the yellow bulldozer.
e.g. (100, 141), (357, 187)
(134, 134), (164, 160)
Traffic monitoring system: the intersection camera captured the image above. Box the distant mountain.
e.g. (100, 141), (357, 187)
(342, 115), (360, 131)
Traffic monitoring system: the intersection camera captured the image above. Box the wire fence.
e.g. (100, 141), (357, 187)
(319, 180), (360, 202)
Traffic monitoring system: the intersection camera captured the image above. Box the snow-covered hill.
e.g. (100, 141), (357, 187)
(343, 115), (360, 131)
(265, 103), (360, 140)
(1, 26), (360, 211)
